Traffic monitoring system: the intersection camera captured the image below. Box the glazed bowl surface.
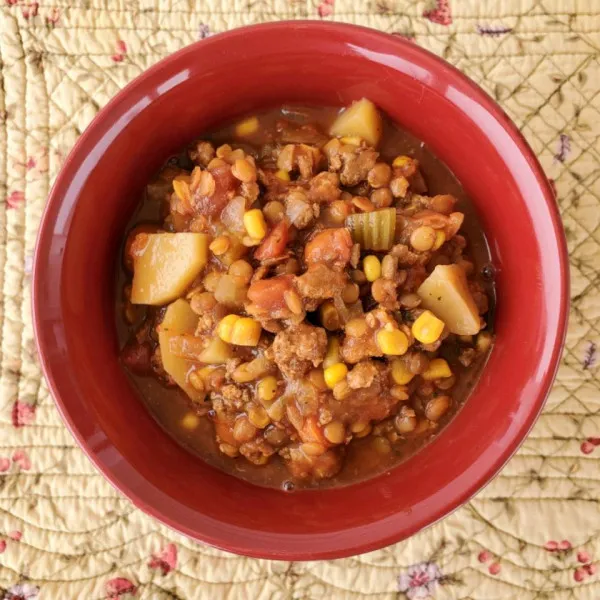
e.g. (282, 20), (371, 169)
(32, 21), (568, 560)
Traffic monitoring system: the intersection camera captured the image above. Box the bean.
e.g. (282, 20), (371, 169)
(308, 369), (327, 390)
(351, 269), (367, 284)
(229, 259), (253, 284)
(203, 271), (222, 292)
(210, 235), (231, 256)
(233, 417), (257, 443)
(399, 292), (421, 309)
(219, 443), (239, 457)
(436, 375), (456, 390)
(372, 436), (391, 453)
(231, 158), (257, 183)
(345, 317), (369, 338)
(342, 282), (360, 304)
(370, 187), (393, 208)
(391, 385), (409, 401)
(324, 421), (346, 444)
(410, 226), (437, 252)
(188, 371), (205, 392)
(367, 163), (392, 188)
(198, 170), (216, 196)
(247, 405), (270, 429)
(302, 442), (327, 456)
(394, 407), (417, 433)
(263, 201), (285, 224)
(425, 395), (451, 421)
(284, 289), (304, 315)
(264, 426), (288, 446)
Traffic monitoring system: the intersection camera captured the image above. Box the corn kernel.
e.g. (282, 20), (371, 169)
(422, 358), (452, 381)
(235, 116), (259, 137)
(324, 363), (348, 389)
(376, 328), (409, 356)
(323, 336), (340, 368)
(391, 359), (415, 385)
(393, 155), (411, 168)
(363, 255), (381, 282)
(243, 209), (268, 241)
(230, 317), (262, 346)
(257, 376), (278, 403)
(412, 310), (445, 344)
(275, 169), (290, 182)
(216, 314), (240, 343)
(433, 230), (446, 250)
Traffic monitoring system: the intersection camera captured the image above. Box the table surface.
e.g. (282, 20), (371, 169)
(0, 1), (599, 598)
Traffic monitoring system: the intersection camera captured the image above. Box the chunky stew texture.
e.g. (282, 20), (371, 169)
(117, 101), (495, 490)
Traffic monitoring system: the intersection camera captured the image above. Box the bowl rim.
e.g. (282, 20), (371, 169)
(32, 20), (569, 560)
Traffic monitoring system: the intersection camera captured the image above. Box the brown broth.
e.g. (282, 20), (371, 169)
(116, 105), (495, 491)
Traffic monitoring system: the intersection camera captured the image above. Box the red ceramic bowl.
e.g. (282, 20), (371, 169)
(32, 21), (568, 560)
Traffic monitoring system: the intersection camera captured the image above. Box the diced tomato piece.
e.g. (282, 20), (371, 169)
(247, 274), (294, 312)
(299, 415), (328, 445)
(254, 221), (289, 261)
(304, 228), (353, 270)
(196, 164), (238, 217)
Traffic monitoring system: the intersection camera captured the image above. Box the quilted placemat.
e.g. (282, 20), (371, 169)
(1, 0), (599, 598)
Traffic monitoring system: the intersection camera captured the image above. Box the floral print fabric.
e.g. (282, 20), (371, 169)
(0, 0), (599, 598)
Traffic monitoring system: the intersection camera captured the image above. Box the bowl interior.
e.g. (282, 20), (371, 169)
(33, 22), (567, 559)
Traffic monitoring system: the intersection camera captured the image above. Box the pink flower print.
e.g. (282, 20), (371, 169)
(478, 550), (492, 563)
(112, 40), (128, 63)
(0, 457), (10, 472)
(45, 7), (60, 26)
(12, 450), (31, 471)
(581, 440), (596, 454)
(105, 578), (137, 599)
(586, 563), (597, 576)
(574, 567), (586, 582)
(6, 0), (18, 6)
(488, 562), (501, 575)
(544, 540), (559, 551)
(558, 540), (572, 551)
(317, 1), (333, 17)
(0, 540), (6, 553)
(148, 543), (178, 575)
(6, 191), (25, 209)
(11, 401), (36, 428)
(423, 0), (452, 26)
(3, 583), (40, 600)
(578, 550), (591, 564)
(9, 531), (23, 541)
(21, 2), (38, 19)
(397, 562), (442, 599)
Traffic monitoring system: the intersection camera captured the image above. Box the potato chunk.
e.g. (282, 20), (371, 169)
(158, 299), (204, 401)
(417, 264), (481, 335)
(131, 233), (209, 305)
(330, 99), (383, 147)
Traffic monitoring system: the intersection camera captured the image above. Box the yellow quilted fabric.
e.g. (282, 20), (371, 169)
(1, 0), (599, 598)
